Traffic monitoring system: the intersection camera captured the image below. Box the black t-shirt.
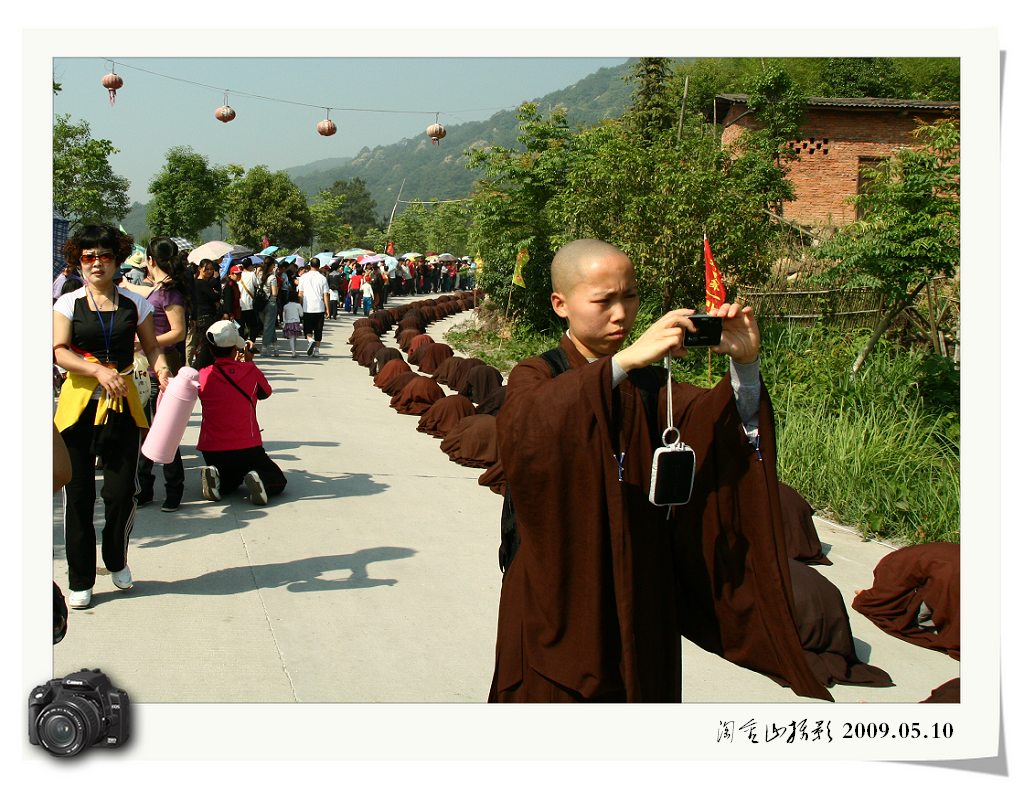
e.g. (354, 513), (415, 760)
(55, 289), (147, 369)
(193, 277), (222, 325)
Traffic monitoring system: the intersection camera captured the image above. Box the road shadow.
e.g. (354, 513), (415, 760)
(113, 546), (417, 600)
(52, 469), (388, 552)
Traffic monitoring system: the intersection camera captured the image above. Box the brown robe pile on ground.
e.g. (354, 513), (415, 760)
(390, 376), (445, 416)
(439, 414), (498, 469)
(477, 459), (506, 496)
(370, 347), (403, 377)
(355, 340), (385, 368)
(373, 358), (411, 390)
(417, 394), (477, 438)
(474, 386), (507, 416)
(417, 343), (455, 375)
(490, 335), (835, 702)
(397, 328), (423, 353)
(406, 333), (435, 365)
(433, 356), (465, 387)
(446, 357), (485, 393)
(852, 542), (960, 660)
(459, 364), (504, 404)
(381, 370), (422, 398)
(787, 559), (893, 688)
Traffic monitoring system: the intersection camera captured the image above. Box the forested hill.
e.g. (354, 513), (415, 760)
(286, 60), (635, 218)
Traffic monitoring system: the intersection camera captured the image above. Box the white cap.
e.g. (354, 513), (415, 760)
(206, 320), (246, 349)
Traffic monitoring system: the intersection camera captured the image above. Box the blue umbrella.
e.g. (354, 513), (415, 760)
(259, 245), (280, 255)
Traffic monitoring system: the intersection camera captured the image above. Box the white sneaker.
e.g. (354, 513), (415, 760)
(111, 566), (133, 590)
(69, 588), (92, 609)
(313, 346), (320, 357)
(200, 466), (221, 501)
(244, 471), (268, 505)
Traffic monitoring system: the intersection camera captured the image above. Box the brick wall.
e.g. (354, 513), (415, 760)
(722, 104), (955, 227)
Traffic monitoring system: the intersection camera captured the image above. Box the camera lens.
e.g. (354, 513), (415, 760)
(35, 697), (102, 757)
(42, 713), (77, 749)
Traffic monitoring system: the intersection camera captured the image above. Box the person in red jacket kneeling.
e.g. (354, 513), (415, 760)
(196, 320), (286, 506)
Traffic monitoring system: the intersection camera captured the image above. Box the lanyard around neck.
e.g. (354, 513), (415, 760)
(87, 288), (117, 363)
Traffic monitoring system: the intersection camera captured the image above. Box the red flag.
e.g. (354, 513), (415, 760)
(704, 236), (725, 312)
(385, 240), (395, 256)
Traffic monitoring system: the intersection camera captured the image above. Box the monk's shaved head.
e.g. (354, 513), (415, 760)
(551, 239), (631, 295)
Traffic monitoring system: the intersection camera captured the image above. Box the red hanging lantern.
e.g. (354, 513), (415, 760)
(427, 114), (446, 145)
(426, 122), (446, 145)
(215, 92), (235, 123)
(317, 110), (337, 137)
(101, 71), (123, 105)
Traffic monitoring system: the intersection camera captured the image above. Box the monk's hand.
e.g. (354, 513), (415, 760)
(711, 303), (760, 364)
(614, 308), (702, 372)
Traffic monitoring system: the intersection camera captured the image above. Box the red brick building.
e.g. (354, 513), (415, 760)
(714, 95), (960, 227)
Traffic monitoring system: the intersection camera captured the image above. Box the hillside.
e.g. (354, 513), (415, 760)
(120, 59), (636, 240)
(287, 60), (635, 219)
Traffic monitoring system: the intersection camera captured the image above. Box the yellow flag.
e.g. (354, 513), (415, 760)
(512, 248), (529, 288)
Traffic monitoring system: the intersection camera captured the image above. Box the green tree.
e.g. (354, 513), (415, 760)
(309, 189), (356, 252)
(147, 146), (231, 241)
(816, 118), (960, 377)
(818, 57), (912, 99)
(624, 57), (677, 139)
(52, 114), (130, 229)
(548, 114), (780, 316)
(466, 103), (575, 332)
(225, 166), (313, 249)
(728, 65), (805, 213)
(323, 177), (379, 244)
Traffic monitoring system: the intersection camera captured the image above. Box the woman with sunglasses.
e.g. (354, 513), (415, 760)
(52, 225), (171, 610)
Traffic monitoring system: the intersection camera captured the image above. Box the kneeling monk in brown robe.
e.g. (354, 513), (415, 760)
(489, 239), (832, 702)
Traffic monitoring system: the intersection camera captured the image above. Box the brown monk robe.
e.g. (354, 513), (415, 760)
(381, 370), (422, 398)
(474, 385), (507, 416)
(356, 339), (385, 367)
(446, 357), (485, 393)
(787, 559), (893, 688)
(439, 414), (498, 469)
(491, 334), (832, 702)
(779, 482), (832, 565)
(417, 343), (455, 375)
(417, 394), (477, 438)
(370, 346), (403, 377)
(432, 355), (464, 387)
(852, 542), (960, 660)
(477, 460), (506, 496)
(390, 375), (445, 416)
(397, 328), (423, 353)
(459, 364), (504, 404)
(373, 358), (411, 389)
(407, 333), (435, 364)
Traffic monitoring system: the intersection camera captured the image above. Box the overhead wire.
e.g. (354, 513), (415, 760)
(102, 58), (514, 120)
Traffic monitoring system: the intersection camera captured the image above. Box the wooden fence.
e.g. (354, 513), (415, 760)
(735, 285), (885, 329)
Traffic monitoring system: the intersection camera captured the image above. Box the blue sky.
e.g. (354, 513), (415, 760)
(53, 56), (627, 204)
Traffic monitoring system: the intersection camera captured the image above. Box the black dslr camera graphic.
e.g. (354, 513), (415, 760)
(28, 669), (129, 757)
